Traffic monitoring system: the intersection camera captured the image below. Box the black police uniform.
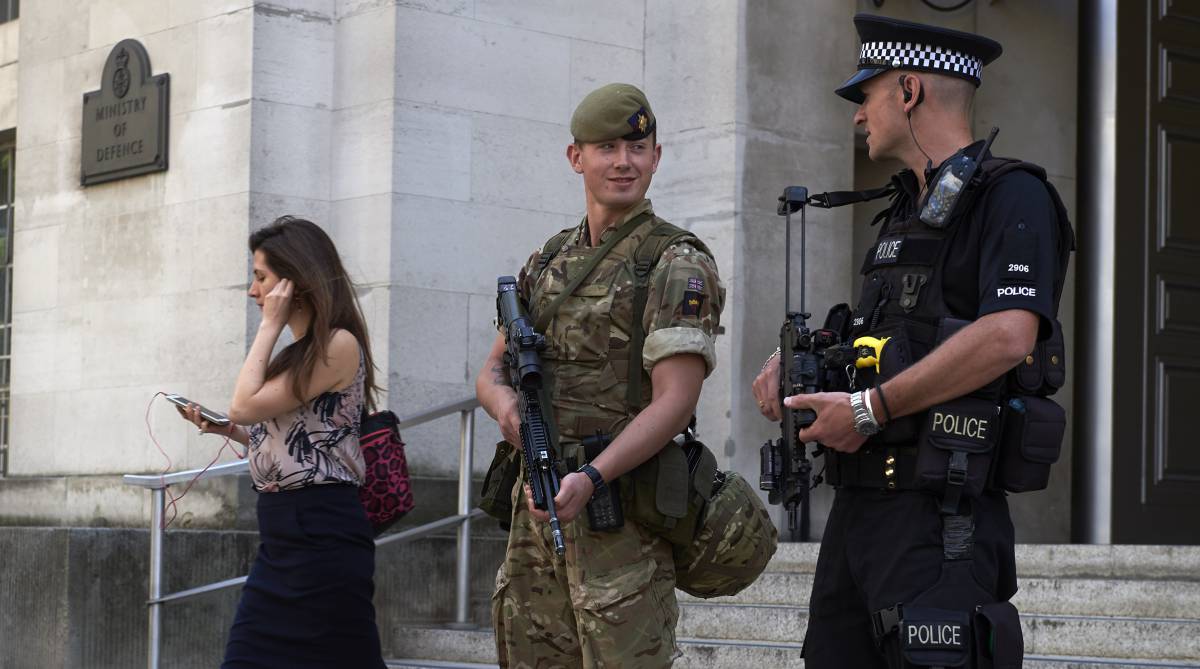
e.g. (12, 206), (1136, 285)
(803, 154), (1065, 669)
(802, 14), (1073, 669)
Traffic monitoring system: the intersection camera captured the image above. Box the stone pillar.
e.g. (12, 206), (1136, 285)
(648, 0), (857, 537)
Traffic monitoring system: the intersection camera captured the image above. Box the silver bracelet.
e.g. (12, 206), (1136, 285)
(863, 387), (879, 425)
(761, 347), (782, 372)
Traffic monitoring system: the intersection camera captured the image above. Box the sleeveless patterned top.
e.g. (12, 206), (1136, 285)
(247, 348), (367, 492)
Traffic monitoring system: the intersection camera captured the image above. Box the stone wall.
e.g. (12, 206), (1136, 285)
(0, 0), (1080, 542)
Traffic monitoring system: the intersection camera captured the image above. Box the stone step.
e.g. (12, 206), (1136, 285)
(765, 543), (1200, 582)
(1024, 658), (1200, 669)
(388, 626), (804, 668)
(387, 661), (499, 669)
(388, 626), (1200, 668)
(674, 602), (1200, 661)
(1023, 614), (1200, 662)
(679, 571), (1200, 619)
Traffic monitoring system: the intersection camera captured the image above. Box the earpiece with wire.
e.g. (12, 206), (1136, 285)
(899, 74), (933, 174)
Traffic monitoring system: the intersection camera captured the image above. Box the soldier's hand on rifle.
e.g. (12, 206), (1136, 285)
(752, 350), (784, 422)
(497, 397), (522, 446)
(783, 391), (867, 454)
(525, 472), (592, 525)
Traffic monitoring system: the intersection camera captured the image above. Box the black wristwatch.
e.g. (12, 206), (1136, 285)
(578, 463), (607, 494)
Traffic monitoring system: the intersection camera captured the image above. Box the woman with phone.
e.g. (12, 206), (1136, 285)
(177, 216), (385, 668)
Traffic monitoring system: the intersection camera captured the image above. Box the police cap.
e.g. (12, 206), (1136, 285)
(570, 83), (656, 143)
(836, 14), (1003, 104)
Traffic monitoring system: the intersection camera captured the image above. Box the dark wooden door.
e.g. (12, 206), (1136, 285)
(1111, 0), (1200, 543)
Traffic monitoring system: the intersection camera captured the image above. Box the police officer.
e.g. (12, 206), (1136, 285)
(476, 83), (725, 667)
(751, 15), (1072, 668)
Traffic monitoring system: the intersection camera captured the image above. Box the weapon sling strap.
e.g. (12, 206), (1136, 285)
(533, 211), (653, 333)
(805, 184), (896, 209)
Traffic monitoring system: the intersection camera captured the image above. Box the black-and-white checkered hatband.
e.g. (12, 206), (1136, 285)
(859, 41), (984, 84)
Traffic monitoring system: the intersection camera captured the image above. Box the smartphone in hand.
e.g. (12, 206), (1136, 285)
(164, 394), (232, 426)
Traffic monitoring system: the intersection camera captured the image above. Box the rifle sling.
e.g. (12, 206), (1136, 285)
(806, 184), (895, 209)
(534, 211), (652, 333)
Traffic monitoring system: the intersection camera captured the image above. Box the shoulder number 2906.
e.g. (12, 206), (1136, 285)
(1008, 263), (1030, 273)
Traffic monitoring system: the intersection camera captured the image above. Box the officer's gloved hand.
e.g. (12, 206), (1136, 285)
(752, 351), (783, 422)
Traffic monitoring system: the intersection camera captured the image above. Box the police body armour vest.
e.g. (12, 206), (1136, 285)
(850, 158), (1074, 447)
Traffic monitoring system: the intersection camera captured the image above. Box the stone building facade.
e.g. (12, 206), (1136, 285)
(0, 0), (1078, 541)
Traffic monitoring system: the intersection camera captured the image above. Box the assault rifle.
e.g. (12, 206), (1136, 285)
(759, 187), (853, 541)
(496, 276), (566, 555)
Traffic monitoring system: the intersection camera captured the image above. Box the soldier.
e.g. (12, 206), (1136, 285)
(475, 83), (725, 667)
(752, 15), (1072, 669)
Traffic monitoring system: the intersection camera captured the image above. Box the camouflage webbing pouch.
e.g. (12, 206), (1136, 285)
(479, 440), (520, 530)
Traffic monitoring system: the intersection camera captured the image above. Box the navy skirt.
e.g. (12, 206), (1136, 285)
(222, 483), (385, 669)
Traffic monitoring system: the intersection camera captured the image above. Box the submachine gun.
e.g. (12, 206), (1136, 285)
(759, 187), (856, 542)
(496, 276), (566, 555)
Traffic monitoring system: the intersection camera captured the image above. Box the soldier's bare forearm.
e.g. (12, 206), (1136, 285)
(490, 364), (507, 386)
(475, 334), (517, 423)
(591, 353), (705, 483)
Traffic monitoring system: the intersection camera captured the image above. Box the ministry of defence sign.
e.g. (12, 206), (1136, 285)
(81, 39), (170, 186)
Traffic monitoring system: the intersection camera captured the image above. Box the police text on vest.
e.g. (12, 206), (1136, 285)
(875, 239), (903, 262)
(932, 412), (989, 440)
(905, 622), (964, 648)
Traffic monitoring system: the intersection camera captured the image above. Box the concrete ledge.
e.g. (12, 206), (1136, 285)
(0, 474), (502, 535)
(0, 473), (255, 529)
(0, 525), (505, 669)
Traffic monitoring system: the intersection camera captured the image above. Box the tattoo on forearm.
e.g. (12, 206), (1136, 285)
(491, 364), (507, 386)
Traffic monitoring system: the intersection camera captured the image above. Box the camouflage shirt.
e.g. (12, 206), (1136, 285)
(515, 199), (725, 443)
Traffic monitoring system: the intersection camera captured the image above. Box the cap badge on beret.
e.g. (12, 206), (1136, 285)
(570, 83), (656, 142)
(629, 108), (650, 135)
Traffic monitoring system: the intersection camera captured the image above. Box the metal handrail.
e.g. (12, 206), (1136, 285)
(124, 460), (248, 488)
(124, 396), (483, 669)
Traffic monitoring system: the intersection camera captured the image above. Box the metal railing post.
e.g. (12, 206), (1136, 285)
(148, 487), (165, 669)
(449, 407), (476, 629)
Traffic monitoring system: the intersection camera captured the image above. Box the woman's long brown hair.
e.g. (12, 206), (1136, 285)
(250, 216), (379, 410)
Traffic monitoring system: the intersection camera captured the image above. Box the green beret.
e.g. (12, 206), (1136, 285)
(570, 83), (656, 143)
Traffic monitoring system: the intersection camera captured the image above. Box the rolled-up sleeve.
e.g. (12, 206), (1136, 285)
(641, 242), (726, 376)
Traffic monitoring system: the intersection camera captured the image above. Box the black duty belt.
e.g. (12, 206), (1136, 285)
(825, 446), (921, 490)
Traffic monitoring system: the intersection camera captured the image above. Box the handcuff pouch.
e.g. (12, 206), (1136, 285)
(994, 396), (1066, 493)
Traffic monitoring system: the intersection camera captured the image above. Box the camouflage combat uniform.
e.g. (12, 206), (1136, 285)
(492, 198), (725, 668)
